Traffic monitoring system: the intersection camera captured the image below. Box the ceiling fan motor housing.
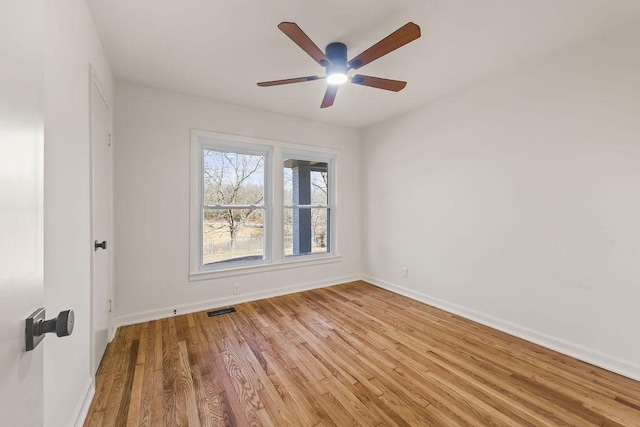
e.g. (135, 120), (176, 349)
(325, 42), (348, 75)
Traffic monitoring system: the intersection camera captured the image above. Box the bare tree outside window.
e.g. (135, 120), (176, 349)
(202, 150), (265, 264)
(311, 170), (328, 248)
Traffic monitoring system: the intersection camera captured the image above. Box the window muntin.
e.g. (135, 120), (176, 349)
(283, 158), (332, 257)
(200, 149), (268, 267)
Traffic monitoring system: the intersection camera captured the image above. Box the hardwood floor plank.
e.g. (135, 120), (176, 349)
(190, 363), (219, 427)
(154, 319), (163, 371)
(177, 340), (201, 427)
(148, 370), (164, 426)
(114, 338), (138, 426)
(85, 410), (104, 427)
(161, 318), (180, 426)
(85, 281), (640, 426)
(207, 339), (257, 426)
(137, 321), (156, 426)
(125, 357), (145, 426)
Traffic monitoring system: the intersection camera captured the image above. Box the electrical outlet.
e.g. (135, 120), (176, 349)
(233, 284), (240, 295)
(402, 267), (409, 278)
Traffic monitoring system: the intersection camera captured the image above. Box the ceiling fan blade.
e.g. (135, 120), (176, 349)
(257, 76), (323, 87)
(348, 22), (421, 69)
(321, 85), (338, 108)
(278, 22), (330, 67)
(351, 74), (407, 92)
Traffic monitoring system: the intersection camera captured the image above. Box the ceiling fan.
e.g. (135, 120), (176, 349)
(257, 22), (421, 108)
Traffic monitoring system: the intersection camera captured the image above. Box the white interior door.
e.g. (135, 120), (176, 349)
(0, 0), (45, 424)
(90, 73), (112, 375)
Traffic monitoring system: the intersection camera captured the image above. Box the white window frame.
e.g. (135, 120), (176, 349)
(281, 149), (336, 261)
(190, 131), (272, 274)
(189, 129), (340, 281)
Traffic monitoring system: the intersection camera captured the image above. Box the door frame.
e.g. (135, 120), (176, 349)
(89, 65), (114, 375)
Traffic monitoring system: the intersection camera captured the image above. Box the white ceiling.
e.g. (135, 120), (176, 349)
(87, 0), (640, 129)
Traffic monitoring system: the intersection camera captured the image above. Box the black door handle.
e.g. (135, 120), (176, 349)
(25, 308), (75, 351)
(94, 240), (107, 251)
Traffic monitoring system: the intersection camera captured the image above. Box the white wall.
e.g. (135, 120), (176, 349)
(44, 1), (113, 425)
(362, 24), (640, 380)
(113, 83), (361, 323)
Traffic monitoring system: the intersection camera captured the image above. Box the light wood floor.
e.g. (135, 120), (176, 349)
(85, 281), (640, 426)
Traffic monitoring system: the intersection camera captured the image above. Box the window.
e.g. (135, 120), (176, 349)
(283, 158), (331, 256)
(191, 130), (337, 278)
(201, 149), (267, 266)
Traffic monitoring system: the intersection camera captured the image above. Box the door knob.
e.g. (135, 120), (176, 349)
(25, 308), (75, 351)
(94, 240), (107, 250)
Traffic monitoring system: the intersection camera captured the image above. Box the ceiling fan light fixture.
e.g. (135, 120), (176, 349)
(325, 42), (349, 85)
(327, 70), (348, 85)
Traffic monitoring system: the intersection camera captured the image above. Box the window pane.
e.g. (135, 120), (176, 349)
(284, 208), (329, 256)
(283, 159), (328, 206)
(202, 208), (264, 265)
(203, 150), (264, 206)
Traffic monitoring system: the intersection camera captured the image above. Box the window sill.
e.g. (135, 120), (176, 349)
(189, 254), (342, 282)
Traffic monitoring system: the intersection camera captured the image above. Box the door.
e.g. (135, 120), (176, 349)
(0, 0), (45, 424)
(90, 72), (112, 375)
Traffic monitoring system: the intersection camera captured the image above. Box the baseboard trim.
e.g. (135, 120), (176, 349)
(363, 275), (640, 382)
(114, 275), (361, 328)
(71, 377), (95, 427)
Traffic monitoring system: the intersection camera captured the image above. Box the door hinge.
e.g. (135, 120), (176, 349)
(107, 133), (112, 147)
(108, 299), (112, 313)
